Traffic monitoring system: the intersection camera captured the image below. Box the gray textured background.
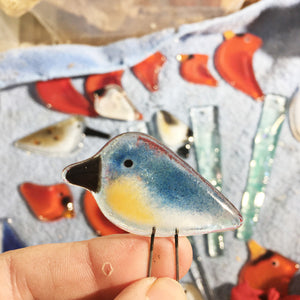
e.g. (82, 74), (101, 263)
(0, 0), (300, 298)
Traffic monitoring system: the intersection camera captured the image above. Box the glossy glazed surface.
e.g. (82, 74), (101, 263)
(63, 132), (242, 236)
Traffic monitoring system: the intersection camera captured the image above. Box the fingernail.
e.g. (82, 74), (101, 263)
(147, 277), (186, 300)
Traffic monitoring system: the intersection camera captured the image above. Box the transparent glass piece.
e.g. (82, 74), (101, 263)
(0, 218), (26, 252)
(238, 240), (299, 297)
(289, 87), (300, 141)
(190, 106), (224, 257)
(63, 132), (242, 237)
(131, 52), (166, 92)
(84, 191), (126, 236)
(20, 182), (75, 221)
(93, 84), (143, 121)
(14, 116), (85, 156)
(214, 31), (264, 101)
(236, 94), (287, 240)
(177, 54), (217, 87)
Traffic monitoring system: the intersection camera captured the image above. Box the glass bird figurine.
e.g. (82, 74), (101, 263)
(63, 132), (243, 279)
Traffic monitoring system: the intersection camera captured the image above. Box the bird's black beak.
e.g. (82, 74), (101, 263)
(62, 155), (102, 193)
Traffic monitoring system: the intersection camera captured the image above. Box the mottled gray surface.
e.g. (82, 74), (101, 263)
(0, 0), (300, 298)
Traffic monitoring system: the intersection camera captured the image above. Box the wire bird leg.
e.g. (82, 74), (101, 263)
(175, 228), (179, 281)
(147, 227), (156, 277)
(147, 227), (180, 281)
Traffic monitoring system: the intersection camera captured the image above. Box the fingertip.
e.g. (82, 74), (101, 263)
(147, 278), (187, 300)
(115, 277), (187, 300)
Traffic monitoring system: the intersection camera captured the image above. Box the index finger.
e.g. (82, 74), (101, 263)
(0, 234), (192, 300)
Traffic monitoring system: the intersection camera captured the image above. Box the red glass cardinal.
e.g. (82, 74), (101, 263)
(36, 78), (97, 116)
(237, 240), (299, 297)
(177, 54), (218, 86)
(20, 182), (75, 221)
(215, 31), (264, 101)
(131, 52), (166, 92)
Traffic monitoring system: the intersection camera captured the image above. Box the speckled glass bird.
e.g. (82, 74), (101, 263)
(63, 132), (242, 278)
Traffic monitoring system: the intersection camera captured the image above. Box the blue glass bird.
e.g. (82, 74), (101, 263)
(63, 132), (242, 236)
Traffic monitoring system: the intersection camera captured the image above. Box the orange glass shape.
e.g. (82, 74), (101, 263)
(36, 78), (97, 117)
(238, 240), (299, 297)
(214, 31), (264, 101)
(177, 54), (218, 86)
(85, 70), (124, 101)
(20, 182), (75, 221)
(84, 191), (126, 236)
(131, 52), (166, 92)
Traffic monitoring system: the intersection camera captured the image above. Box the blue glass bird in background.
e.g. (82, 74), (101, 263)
(0, 219), (26, 253)
(63, 132), (242, 279)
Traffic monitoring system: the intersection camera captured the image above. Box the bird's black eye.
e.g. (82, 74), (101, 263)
(124, 159), (133, 168)
(271, 260), (279, 267)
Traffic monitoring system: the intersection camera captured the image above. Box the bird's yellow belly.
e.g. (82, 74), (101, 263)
(105, 176), (155, 224)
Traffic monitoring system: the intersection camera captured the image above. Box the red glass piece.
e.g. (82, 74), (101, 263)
(20, 182), (75, 221)
(238, 240), (299, 297)
(85, 70), (124, 101)
(36, 78), (97, 117)
(231, 282), (300, 300)
(83, 191), (126, 236)
(131, 52), (166, 92)
(214, 31), (264, 101)
(231, 282), (265, 300)
(178, 54), (218, 86)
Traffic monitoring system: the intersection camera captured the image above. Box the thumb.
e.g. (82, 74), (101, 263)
(115, 277), (187, 300)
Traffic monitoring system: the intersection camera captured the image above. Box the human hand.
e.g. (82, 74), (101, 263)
(0, 234), (192, 300)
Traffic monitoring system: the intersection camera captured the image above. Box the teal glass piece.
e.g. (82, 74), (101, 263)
(190, 106), (224, 257)
(236, 94), (287, 241)
(63, 132), (242, 237)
